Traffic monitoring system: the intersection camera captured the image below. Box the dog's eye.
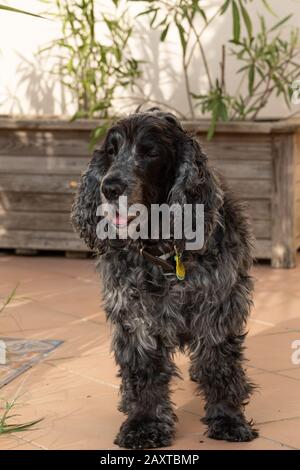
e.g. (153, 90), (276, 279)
(147, 152), (159, 159)
(107, 145), (115, 156)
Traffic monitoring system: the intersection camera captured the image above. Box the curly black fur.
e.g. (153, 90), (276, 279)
(71, 109), (258, 449)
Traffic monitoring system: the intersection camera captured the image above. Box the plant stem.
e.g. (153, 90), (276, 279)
(116, 93), (187, 119)
(186, 14), (213, 90)
(182, 55), (195, 118)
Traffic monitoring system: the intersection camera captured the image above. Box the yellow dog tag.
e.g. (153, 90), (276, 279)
(174, 253), (186, 281)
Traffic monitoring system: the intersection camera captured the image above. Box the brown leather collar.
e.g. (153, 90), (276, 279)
(139, 244), (175, 273)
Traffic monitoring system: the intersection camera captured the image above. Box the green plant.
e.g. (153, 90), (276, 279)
(0, 283), (19, 314)
(0, 286), (43, 436)
(130, 0), (300, 137)
(0, 397), (43, 435)
(0, 4), (44, 18)
(41, 0), (141, 143)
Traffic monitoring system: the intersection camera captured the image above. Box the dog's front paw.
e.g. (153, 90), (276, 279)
(114, 416), (175, 449)
(205, 415), (258, 442)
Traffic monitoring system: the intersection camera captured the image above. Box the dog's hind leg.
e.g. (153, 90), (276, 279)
(189, 285), (258, 442)
(112, 324), (177, 449)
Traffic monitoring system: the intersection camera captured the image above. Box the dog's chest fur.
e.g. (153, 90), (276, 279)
(96, 248), (200, 350)
(96, 246), (229, 352)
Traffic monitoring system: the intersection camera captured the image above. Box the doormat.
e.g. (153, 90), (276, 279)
(0, 338), (63, 388)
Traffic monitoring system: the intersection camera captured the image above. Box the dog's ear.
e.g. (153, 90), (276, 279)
(169, 137), (224, 248)
(147, 109), (183, 131)
(71, 148), (107, 252)
(160, 112), (183, 130)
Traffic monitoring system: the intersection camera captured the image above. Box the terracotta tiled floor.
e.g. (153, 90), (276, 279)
(1, 252), (300, 450)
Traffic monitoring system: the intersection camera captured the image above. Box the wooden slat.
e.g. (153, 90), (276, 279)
(0, 174), (80, 193)
(0, 175), (271, 198)
(271, 134), (296, 268)
(0, 229), (88, 251)
(210, 159), (271, 179)
(0, 192), (74, 212)
(244, 199), (271, 220)
(295, 132), (300, 165)
(296, 182), (300, 203)
(252, 220), (271, 239)
(227, 179), (271, 199)
(0, 117), (299, 133)
(295, 200), (300, 240)
(0, 211), (74, 232)
(0, 209), (269, 242)
(0, 227), (269, 257)
(196, 134), (272, 161)
(297, 217), (300, 239)
(296, 164), (300, 183)
(294, 135), (300, 246)
(0, 118), (99, 131)
(254, 239), (272, 259)
(0, 130), (90, 157)
(0, 155), (89, 175)
(185, 119), (300, 134)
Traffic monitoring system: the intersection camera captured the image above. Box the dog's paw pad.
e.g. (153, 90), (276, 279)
(115, 417), (175, 449)
(206, 417), (258, 442)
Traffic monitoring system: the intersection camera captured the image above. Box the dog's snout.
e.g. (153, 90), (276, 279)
(101, 176), (127, 201)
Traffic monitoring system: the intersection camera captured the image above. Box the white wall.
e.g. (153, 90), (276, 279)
(0, 0), (300, 118)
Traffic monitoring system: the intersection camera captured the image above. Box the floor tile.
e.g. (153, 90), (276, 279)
(259, 418), (300, 450)
(1, 254), (300, 450)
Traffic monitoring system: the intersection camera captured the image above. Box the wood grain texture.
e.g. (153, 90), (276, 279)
(271, 133), (297, 268)
(1, 195), (270, 220)
(0, 192), (74, 212)
(244, 199), (271, 220)
(0, 117), (298, 133)
(198, 134), (272, 161)
(296, 164), (300, 183)
(0, 229), (88, 251)
(0, 228), (269, 258)
(0, 209), (269, 238)
(210, 159), (271, 179)
(0, 211), (74, 232)
(0, 130), (90, 157)
(0, 174), (80, 193)
(226, 179), (271, 199)
(0, 155), (88, 175)
(254, 239), (272, 259)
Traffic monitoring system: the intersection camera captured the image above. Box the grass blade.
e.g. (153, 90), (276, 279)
(0, 5), (45, 19)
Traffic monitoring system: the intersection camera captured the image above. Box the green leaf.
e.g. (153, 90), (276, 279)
(175, 21), (187, 55)
(248, 64), (255, 95)
(207, 114), (217, 140)
(136, 7), (158, 18)
(150, 9), (158, 27)
(269, 14), (293, 33)
(0, 4), (45, 19)
(160, 23), (170, 42)
(238, 0), (252, 39)
(232, 1), (241, 43)
(261, 0), (277, 17)
(220, 0), (230, 15)
(219, 101), (229, 121)
(192, 0), (207, 23)
(0, 418), (43, 435)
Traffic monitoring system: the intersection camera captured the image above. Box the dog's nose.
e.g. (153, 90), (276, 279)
(101, 176), (127, 201)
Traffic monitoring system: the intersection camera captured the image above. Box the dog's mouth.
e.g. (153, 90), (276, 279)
(108, 211), (136, 228)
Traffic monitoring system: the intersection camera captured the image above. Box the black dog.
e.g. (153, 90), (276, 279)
(72, 109), (258, 449)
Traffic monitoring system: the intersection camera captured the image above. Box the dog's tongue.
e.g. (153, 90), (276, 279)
(112, 212), (127, 226)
